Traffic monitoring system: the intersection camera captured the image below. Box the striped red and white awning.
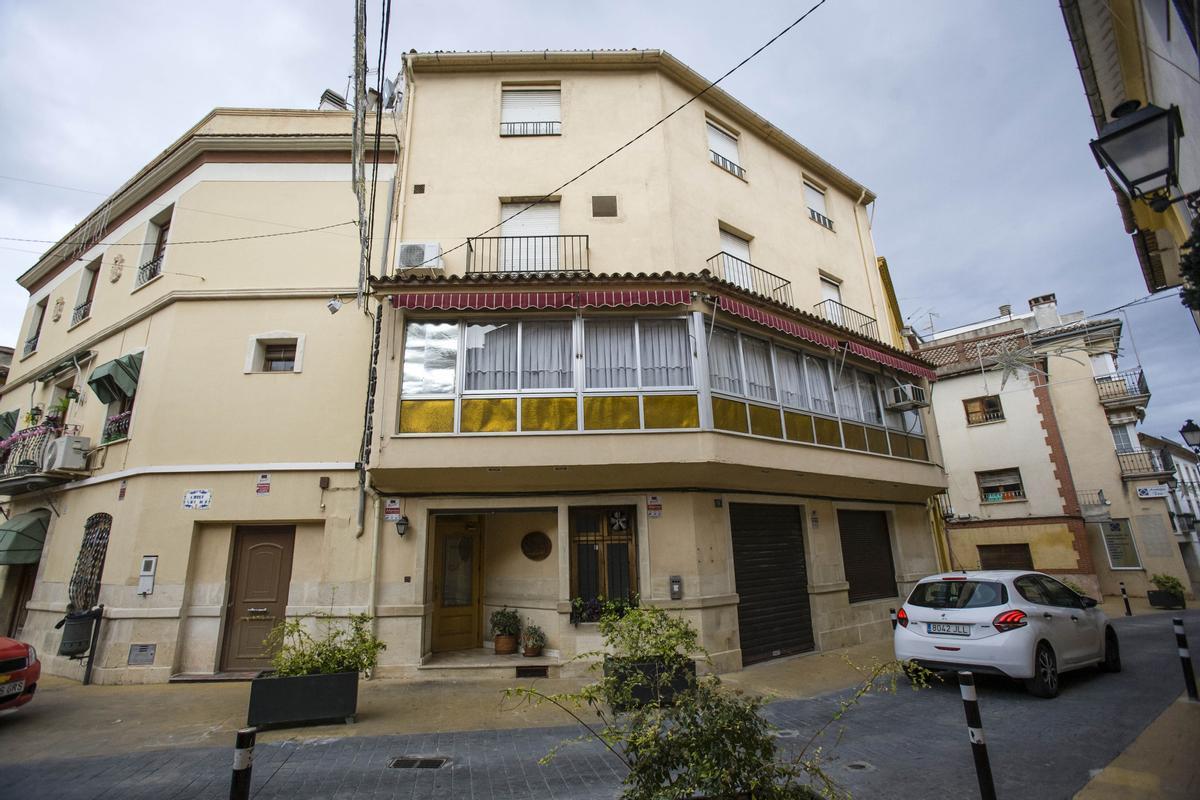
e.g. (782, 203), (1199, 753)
(390, 289), (693, 311)
(847, 341), (937, 381)
(716, 296), (839, 350)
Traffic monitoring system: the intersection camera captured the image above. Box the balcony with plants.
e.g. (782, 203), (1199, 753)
(0, 406), (85, 495)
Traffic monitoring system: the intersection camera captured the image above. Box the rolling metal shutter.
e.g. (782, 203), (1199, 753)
(977, 543), (1034, 571)
(729, 503), (814, 665)
(837, 510), (898, 603)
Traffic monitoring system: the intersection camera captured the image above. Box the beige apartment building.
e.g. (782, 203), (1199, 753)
(917, 293), (1192, 599)
(1, 49), (947, 684)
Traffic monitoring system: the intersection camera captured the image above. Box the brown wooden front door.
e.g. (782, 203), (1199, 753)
(220, 526), (295, 672)
(431, 515), (482, 652)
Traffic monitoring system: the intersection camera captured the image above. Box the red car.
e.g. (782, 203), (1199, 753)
(0, 636), (40, 711)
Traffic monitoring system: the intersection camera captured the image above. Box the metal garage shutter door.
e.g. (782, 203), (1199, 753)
(838, 510), (898, 603)
(730, 503), (814, 665)
(977, 543), (1034, 571)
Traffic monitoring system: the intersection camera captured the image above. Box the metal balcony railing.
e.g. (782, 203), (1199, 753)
(1095, 369), (1150, 406)
(710, 151), (746, 179)
(465, 235), (589, 274)
(813, 299), (880, 340)
(808, 207), (835, 231)
(966, 409), (1005, 425)
(136, 254), (164, 286)
(0, 422), (68, 479)
(499, 121), (561, 136)
(705, 252), (793, 306)
(981, 487), (1027, 503)
(22, 333), (38, 357)
(71, 301), (91, 326)
(101, 411), (132, 444)
(1116, 448), (1173, 479)
(1077, 489), (1112, 519)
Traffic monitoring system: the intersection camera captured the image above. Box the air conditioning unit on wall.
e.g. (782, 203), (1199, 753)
(395, 241), (443, 273)
(43, 436), (91, 472)
(885, 384), (929, 411)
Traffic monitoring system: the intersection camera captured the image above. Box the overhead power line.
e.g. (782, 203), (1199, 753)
(0, 221), (357, 249)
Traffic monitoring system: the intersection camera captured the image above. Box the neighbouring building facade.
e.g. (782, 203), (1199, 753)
(918, 293), (1193, 599)
(1, 49), (948, 684)
(1139, 432), (1200, 587)
(1061, 0), (1200, 333)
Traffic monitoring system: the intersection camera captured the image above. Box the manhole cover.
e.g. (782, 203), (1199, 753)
(388, 757), (449, 769)
(845, 761), (876, 772)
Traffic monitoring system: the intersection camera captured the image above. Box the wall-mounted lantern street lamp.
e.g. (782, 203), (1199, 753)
(1090, 102), (1186, 213)
(1180, 419), (1200, 453)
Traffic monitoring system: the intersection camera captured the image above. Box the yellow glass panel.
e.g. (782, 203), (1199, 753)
(908, 435), (929, 462)
(461, 398), (517, 432)
(398, 399), (455, 433)
(842, 423), (869, 451)
(643, 394), (701, 429)
(521, 397), (578, 431)
(711, 397), (749, 433)
(784, 411), (815, 443)
(866, 426), (889, 455)
(749, 404), (783, 439)
(584, 396), (640, 430)
(888, 432), (911, 459)
(813, 416), (841, 447)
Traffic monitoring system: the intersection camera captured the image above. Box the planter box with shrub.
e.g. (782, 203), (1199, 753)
(248, 670), (358, 727)
(1148, 574), (1187, 610)
(604, 655), (697, 710)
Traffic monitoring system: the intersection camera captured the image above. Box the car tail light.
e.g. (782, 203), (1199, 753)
(993, 609), (1027, 632)
(896, 608), (909, 628)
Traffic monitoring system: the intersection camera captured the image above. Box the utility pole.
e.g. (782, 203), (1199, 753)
(352, 0), (368, 308)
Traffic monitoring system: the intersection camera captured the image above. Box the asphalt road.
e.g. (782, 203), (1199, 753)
(1, 610), (1195, 799)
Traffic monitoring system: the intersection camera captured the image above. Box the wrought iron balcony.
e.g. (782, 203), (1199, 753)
(808, 207), (835, 231)
(966, 409), (1005, 425)
(0, 421), (82, 495)
(71, 301), (91, 326)
(136, 254), (164, 286)
(465, 235), (589, 274)
(813, 299), (880, 340)
(1116, 448), (1173, 480)
(710, 150), (746, 179)
(705, 252), (793, 306)
(1077, 489), (1112, 520)
(22, 333), (38, 357)
(101, 411), (132, 444)
(1095, 369), (1150, 408)
(981, 487), (1026, 504)
(499, 121), (561, 136)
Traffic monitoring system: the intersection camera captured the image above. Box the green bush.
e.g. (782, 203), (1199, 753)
(490, 606), (521, 636)
(599, 605), (699, 661)
(1150, 574), (1186, 598)
(266, 612), (386, 678)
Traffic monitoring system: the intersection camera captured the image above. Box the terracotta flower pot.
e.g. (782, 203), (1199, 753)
(523, 645), (543, 657)
(494, 634), (518, 655)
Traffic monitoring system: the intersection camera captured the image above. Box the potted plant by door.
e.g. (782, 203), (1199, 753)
(600, 605), (699, 710)
(522, 624), (547, 657)
(246, 612), (385, 729)
(490, 607), (521, 655)
(1147, 574), (1187, 609)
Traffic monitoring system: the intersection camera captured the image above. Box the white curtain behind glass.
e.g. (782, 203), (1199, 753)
(585, 319), (636, 388)
(522, 320), (573, 389)
(835, 366), (862, 421)
(805, 354), (835, 415)
(402, 321), (458, 395)
(856, 372), (883, 425)
(709, 328), (742, 394)
(741, 336), (776, 401)
(640, 319), (692, 387)
(776, 348), (808, 409)
(464, 322), (517, 390)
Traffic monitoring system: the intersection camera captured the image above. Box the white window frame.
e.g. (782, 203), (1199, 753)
(244, 331), (306, 374)
(500, 86), (562, 136)
(706, 120), (744, 178)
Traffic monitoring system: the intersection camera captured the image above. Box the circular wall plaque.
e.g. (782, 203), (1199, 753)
(521, 531), (552, 561)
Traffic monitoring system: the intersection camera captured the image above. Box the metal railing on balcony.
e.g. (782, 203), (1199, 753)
(710, 151), (746, 179)
(1095, 369), (1150, 405)
(981, 487), (1027, 503)
(465, 235), (589, 274)
(813, 299), (880, 340)
(808, 207), (835, 231)
(0, 422), (73, 479)
(136, 254), (164, 286)
(101, 411), (132, 444)
(1116, 447), (1173, 478)
(1077, 489), (1112, 519)
(705, 252), (793, 306)
(499, 121), (561, 136)
(966, 409), (1005, 425)
(22, 333), (38, 357)
(71, 301), (91, 326)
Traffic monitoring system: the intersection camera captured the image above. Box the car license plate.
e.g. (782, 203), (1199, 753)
(927, 623), (970, 636)
(0, 680), (24, 697)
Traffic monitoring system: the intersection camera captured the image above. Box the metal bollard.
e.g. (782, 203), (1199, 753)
(1173, 618), (1198, 702)
(958, 671), (997, 800)
(229, 727), (256, 800)
(1120, 581), (1132, 617)
(890, 608), (898, 630)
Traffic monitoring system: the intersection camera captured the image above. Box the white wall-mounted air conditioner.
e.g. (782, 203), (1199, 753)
(885, 384), (929, 411)
(43, 436), (91, 472)
(395, 241), (443, 272)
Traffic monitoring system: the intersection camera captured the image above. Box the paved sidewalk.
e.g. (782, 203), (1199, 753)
(1074, 695), (1200, 799)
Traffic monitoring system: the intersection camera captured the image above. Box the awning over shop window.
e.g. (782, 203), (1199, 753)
(87, 351), (143, 405)
(846, 341), (937, 381)
(716, 296), (839, 350)
(0, 509), (51, 566)
(391, 289), (692, 311)
(0, 409), (17, 439)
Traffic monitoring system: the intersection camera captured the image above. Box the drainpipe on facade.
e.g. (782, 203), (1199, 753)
(366, 490), (382, 660)
(927, 497), (952, 572)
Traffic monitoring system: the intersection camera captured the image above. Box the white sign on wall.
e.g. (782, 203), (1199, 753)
(1135, 486), (1170, 499)
(183, 489), (212, 510)
(647, 495), (662, 519)
(384, 498), (403, 522)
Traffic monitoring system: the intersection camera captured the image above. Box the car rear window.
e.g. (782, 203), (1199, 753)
(908, 580), (1008, 609)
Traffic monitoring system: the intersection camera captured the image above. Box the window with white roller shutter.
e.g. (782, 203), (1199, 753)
(707, 121), (744, 178)
(500, 89), (561, 136)
(499, 202), (560, 271)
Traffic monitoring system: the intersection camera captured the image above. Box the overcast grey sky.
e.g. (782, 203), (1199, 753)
(0, 0), (1195, 440)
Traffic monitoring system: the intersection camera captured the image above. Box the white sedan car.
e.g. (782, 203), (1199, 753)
(893, 570), (1120, 697)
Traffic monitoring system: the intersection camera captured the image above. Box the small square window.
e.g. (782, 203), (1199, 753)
(964, 395), (1004, 425)
(263, 343), (297, 372)
(592, 195), (618, 217)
